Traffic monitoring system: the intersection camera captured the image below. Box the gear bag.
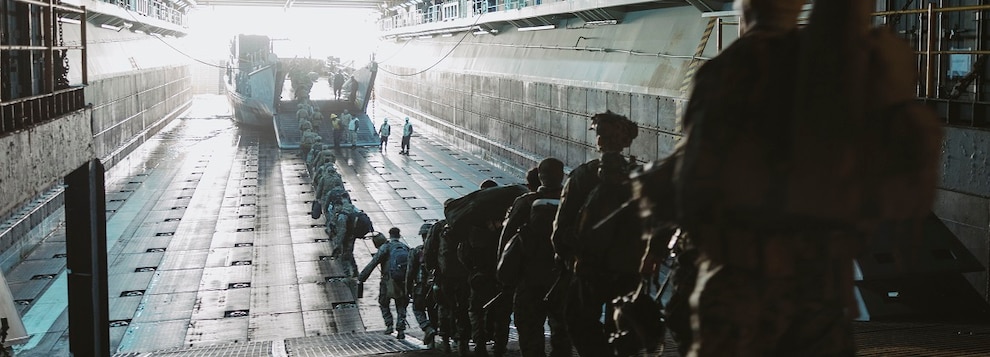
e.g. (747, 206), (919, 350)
(387, 242), (411, 281)
(527, 198), (560, 239)
(575, 172), (644, 276)
(349, 211), (374, 237)
(310, 199), (322, 219)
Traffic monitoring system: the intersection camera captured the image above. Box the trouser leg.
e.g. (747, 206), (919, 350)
(396, 292), (410, 331)
(514, 288), (547, 357)
(564, 278), (612, 356)
(380, 282), (394, 328)
(414, 308), (431, 330)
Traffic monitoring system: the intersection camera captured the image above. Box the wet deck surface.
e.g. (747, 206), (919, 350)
(7, 95), (518, 356)
(6, 95), (990, 356)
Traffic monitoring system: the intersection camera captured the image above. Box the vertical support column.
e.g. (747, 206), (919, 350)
(42, 0), (53, 95)
(1, 0), (4, 128)
(64, 159), (110, 357)
(80, 6), (87, 85)
(926, 2), (935, 98)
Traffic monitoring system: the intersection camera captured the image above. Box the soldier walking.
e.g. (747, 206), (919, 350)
(358, 228), (412, 339)
(551, 111), (641, 357)
(497, 158), (572, 357)
(656, 0), (943, 356)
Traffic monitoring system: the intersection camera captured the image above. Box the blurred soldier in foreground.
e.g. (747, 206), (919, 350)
(648, 0), (943, 356)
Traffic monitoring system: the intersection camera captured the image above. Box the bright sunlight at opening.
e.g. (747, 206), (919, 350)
(184, 7), (382, 66)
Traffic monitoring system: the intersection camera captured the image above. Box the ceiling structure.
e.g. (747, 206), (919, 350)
(195, 0), (384, 9)
(191, 0), (733, 12)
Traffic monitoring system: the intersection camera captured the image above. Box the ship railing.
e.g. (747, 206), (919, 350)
(1, 1), (89, 137)
(382, 0), (564, 30)
(97, 0), (187, 28)
(874, 4), (990, 128)
(703, 3), (989, 129)
(0, 87), (87, 137)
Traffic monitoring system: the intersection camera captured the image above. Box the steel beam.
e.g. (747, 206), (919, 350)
(65, 160), (110, 357)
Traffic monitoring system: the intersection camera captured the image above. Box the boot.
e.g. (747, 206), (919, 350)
(424, 327), (437, 345)
(458, 340), (471, 357)
(384, 325), (394, 335)
(474, 343), (489, 357)
(396, 330), (405, 339)
(493, 343), (506, 357)
(439, 337), (451, 353)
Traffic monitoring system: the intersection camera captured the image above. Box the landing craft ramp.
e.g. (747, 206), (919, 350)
(275, 61), (380, 149)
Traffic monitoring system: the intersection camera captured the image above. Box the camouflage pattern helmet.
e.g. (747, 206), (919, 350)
(590, 110), (638, 152)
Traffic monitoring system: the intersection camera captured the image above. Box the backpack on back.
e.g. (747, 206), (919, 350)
(349, 211), (374, 237)
(527, 198), (560, 239)
(388, 242), (411, 281)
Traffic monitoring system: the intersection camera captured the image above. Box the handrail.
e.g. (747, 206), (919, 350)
(1, 87), (87, 136)
(0, 87), (86, 107)
(11, 0), (84, 12)
(873, 4), (990, 16)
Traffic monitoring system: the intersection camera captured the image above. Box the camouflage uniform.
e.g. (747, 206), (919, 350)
(311, 110), (323, 130)
(337, 203), (359, 276)
(299, 119), (313, 133)
(432, 221), (472, 356)
(551, 112), (641, 357)
(498, 161), (572, 357)
(671, 2), (865, 356)
(407, 245), (438, 344)
(358, 235), (410, 334)
(296, 107), (311, 122)
(461, 224), (509, 356)
(300, 130), (320, 160)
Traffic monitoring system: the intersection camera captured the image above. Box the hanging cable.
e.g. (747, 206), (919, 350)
(377, 11), (486, 77)
(123, 9), (228, 69)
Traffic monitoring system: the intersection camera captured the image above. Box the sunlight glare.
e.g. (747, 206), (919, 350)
(185, 6), (381, 66)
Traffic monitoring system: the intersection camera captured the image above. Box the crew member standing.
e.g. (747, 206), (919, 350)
(400, 117), (413, 155)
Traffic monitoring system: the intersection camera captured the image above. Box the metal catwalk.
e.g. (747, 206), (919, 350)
(6, 96), (990, 357)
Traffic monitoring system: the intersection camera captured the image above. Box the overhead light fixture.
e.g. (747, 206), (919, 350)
(100, 23), (122, 31)
(441, 33), (454, 37)
(58, 17), (81, 24)
(585, 19), (617, 26)
(517, 24), (555, 32)
(418, 35), (433, 39)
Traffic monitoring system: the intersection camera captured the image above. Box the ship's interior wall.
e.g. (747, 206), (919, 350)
(377, 3), (990, 301)
(1, 20), (193, 269)
(377, 6), (710, 173)
(86, 66), (193, 169)
(881, 0), (990, 302)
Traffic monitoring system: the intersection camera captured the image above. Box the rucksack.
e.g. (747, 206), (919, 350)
(310, 199), (322, 219)
(527, 198), (559, 239)
(388, 242), (411, 281)
(349, 211), (374, 237)
(575, 159), (645, 276)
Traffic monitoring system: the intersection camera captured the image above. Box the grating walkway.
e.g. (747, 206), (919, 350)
(285, 333), (421, 357)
